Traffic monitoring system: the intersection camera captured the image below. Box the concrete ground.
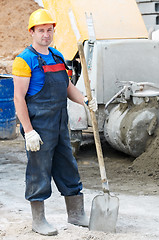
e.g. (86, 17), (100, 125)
(0, 127), (159, 240)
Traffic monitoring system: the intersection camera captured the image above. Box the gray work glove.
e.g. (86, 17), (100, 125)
(83, 97), (98, 126)
(25, 130), (43, 152)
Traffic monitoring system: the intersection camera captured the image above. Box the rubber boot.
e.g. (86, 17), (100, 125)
(65, 194), (89, 227)
(30, 201), (58, 236)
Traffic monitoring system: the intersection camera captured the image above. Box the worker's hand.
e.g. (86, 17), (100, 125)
(83, 97), (97, 126)
(84, 97), (98, 112)
(25, 130), (43, 152)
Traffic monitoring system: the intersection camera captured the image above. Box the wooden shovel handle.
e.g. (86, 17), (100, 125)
(78, 42), (108, 187)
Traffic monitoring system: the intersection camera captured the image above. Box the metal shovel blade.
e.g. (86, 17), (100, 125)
(89, 192), (119, 233)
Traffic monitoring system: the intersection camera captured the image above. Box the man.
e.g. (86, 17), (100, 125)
(12, 9), (97, 236)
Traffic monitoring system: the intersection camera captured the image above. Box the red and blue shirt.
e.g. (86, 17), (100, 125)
(12, 45), (64, 96)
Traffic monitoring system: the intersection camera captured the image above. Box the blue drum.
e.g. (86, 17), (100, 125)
(0, 75), (16, 139)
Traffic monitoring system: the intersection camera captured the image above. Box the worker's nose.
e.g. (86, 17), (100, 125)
(44, 31), (50, 37)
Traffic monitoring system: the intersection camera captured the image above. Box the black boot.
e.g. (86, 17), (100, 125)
(65, 194), (89, 227)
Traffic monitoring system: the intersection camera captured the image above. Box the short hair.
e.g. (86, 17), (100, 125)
(30, 26), (35, 31)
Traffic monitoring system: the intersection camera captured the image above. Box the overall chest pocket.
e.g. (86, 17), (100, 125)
(46, 71), (68, 101)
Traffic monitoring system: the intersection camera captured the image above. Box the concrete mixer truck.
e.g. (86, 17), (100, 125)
(42, 0), (159, 157)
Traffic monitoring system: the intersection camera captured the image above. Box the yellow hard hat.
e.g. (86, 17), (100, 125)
(28, 9), (56, 31)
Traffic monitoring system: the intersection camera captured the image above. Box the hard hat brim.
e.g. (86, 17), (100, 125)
(28, 21), (56, 31)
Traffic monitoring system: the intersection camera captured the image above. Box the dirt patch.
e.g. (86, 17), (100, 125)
(0, 0), (40, 74)
(77, 132), (159, 196)
(131, 132), (159, 181)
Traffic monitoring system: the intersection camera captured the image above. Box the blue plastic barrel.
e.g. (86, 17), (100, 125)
(0, 75), (16, 139)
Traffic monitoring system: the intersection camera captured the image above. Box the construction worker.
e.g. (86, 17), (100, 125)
(12, 8), (97, 236)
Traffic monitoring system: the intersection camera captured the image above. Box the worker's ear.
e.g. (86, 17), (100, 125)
(29, 29), (34, 36)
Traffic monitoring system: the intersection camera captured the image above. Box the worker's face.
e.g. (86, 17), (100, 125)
(30, 24), (54, 47)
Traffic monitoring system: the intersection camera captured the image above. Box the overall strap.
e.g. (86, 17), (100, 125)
(27, 46), (46, 71)
(48, 48), (69, 70)
(27, 46), (69, 71)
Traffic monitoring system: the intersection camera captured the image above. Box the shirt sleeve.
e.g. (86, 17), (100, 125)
(12, 57), (31, 77)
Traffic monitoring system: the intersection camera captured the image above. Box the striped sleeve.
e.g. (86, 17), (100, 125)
(12, 57), (31, 77)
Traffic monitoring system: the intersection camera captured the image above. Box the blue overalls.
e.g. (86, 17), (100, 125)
(24, 46), (82, 201)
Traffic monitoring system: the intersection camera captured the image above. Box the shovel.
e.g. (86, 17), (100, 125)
(78, 42), (119, 233)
